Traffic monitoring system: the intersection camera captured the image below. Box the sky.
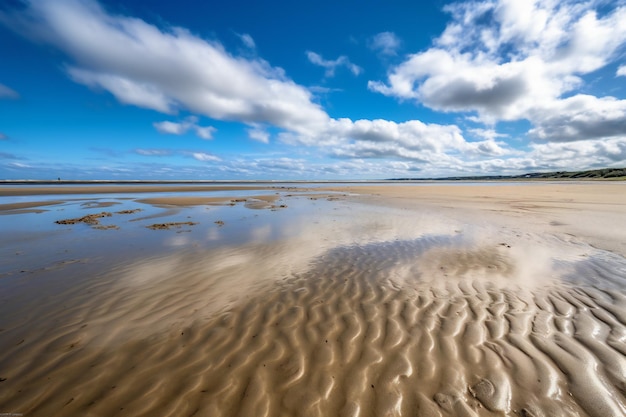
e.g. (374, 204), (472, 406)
(1, 0), (626, 180)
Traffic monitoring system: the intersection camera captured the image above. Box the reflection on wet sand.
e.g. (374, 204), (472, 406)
(0, 184), (625, 416)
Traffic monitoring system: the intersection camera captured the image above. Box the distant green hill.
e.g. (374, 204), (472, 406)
(390, 167), (626, 181)
(515, 168), (626, 179)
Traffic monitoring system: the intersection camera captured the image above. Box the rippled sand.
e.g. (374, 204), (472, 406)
(0, 183), (625, 416)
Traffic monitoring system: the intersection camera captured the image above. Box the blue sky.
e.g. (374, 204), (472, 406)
(1, 0), (626, 180)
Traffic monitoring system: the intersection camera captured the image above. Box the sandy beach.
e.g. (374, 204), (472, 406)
(1, 182), (625, 417)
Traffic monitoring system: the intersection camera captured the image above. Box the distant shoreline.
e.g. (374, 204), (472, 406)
(0, 180), (385, 185)
(2, 167), (624, 184)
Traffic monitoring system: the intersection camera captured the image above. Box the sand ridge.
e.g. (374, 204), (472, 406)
(1, 233), (626, 416)
(0, 200), (66, 215)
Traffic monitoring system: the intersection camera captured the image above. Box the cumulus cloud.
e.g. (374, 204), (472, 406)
(528, 95), (626, 142)
(3, 0), (623, 178)
(194, 125), (217, 140)
(529, 137), (626, 166)
(464, 139), (507, 157)
(0, 0), (329, 135)
(153, 120), (189, 136)
(153, 116), (216, 139)
(466, 137), (626, 176)
(0, 0), (521, 175)
(247, 127), (270, 143)
(468, 128), (508, 141)
(281, 117), (511, 164)
(368, 32), (401, 56)
(306, 51), (362, 77)
(0, 83), (19, 99)
(452, 136), (626, 176)
(220, 157), (420, 179)
(617, 65), (626, 77)
(369, 0), (626, 138)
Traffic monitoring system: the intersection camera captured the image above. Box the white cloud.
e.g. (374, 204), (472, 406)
(464, 139), (507, 157)
(529, 137), (626, 166)
(368, 32), (401, 56)
(135, 149), (173, 156)
(238, 33), (255, 49)
(3, 0), (624, 178)
(306, 51), (362, 77)
(2, 0), (520, 174)
(153, 116), (216, 139)
(70, 69), (173, 113)
(281, 117), (512, 163)
(247, 127), (270, 143)
(617, 65), (626, 77)
(134, 148), (221, 163)
(0, 83), (19, 99)
(437, 136), (626, 176)
(6, 162), (32, 169)
(194, 125), (217, 140)
(220, 157), (426, 179)
(153, 120), (189, 135)
(1, 0), (329, 135)
(369, 0), (626, 137)
(308, 85), (343, 94)
(459, 137), (626, 176)
(468, 128), (508, 141)
(528, 95), (626, 142)
(191, 152), (221, 162)
(255, 157), (306, 171)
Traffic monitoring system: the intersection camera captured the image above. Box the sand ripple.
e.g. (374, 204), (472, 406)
(1, 236), (626, 416)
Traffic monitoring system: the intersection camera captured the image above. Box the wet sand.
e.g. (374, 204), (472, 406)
(0, 185), (277, 196)
(136, 194), (280, 208)
(0, 182), (625, 417)
(0, 200), (66, 215)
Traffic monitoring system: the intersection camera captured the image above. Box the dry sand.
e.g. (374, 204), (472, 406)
(0, 182), (625, 417)
(321, 183), (626, 257)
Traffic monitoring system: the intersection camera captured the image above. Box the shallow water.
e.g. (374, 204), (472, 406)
(1, 190), (625, 416)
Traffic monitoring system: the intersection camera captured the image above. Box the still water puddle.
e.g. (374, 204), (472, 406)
(0, 191), (385, 276)
(1, 188), (623, 305)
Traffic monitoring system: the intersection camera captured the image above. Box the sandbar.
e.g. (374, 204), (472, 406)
(135, 194), (280, 207)
(0, 185), (276, 196)
(0, 200), (65, 213)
